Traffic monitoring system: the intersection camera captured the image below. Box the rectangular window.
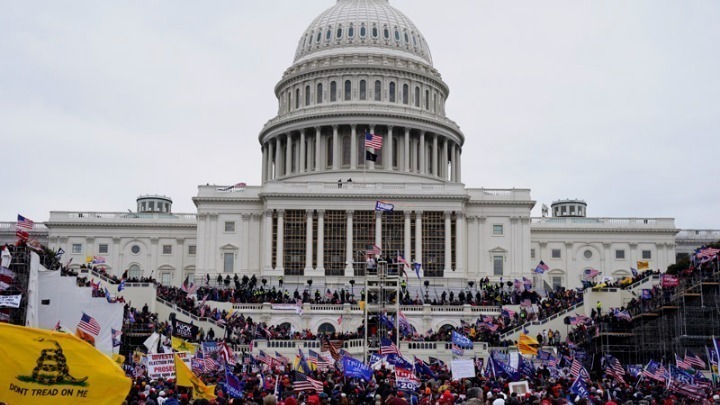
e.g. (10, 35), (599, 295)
(98, 244), (109, 254)
(224, 253), (234, 273)
(225, 221), (235, 232)
(551, 249), (561, 259)
(616, 249), (626, 259)
(530, 249), (536, 259)
(162, 245), (172, 255)
(72, 244), (82, 254)
(642, 250), (651, 260)
(552, 276), (562, 290)
(492, 225), (503, 236)
(188, 245), (197, 255)
(493, 256), (503, 276)
(161, 273), (172, 285)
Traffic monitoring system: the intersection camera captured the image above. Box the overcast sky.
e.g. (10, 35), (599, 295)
(2, 1), (719, 229)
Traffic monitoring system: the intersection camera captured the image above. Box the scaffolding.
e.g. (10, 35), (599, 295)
(2, 245), (33, 326)
(363, 260), (400, 362)
(589, 266), (720, 366)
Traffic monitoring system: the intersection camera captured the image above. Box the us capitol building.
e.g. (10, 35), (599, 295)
(6, 0), (690, 304)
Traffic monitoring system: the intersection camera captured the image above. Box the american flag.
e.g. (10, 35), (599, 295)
(78, 312), (101, 336)
(668, 380), (707, 401)
(604, 355), (625, 383)
(380, 337), (400, 356)
(309, 349), (331, 370)
(642, 360), (666, 382)
(275, 352), (290, 365)
(321, 337), (342, 361)
(257, 350), (274, 366)
(569, 358), (590, 380)
(675, 353), (692, 370)
(366, 244), (381, 257)
(219, 342), (236, 364)
(364, 132), (383, 149)
(685, 349), (706, 369)
(17, 214), (34, 231)
(293, 372), (323, 392)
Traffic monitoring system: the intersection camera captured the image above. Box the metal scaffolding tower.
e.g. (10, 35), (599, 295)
(363, 260), (400, 362)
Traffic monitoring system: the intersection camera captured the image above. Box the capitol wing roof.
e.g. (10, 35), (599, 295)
(294, 0), (433, 66)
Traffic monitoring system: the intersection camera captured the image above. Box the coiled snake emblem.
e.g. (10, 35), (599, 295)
(30, 338), (88, 385)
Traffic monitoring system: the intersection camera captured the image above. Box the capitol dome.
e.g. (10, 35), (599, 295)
(294, 0), (433, 66)
(259, 0), (463, 186)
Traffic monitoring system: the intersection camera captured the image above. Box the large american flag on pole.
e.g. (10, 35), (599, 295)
(293, 373), (323, 392)
(364, 132), (383, 149)
(16, 214), (34, 231)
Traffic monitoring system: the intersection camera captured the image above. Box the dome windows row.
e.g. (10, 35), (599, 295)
(280, 77), (445, 115)
(300, 22), (427, 59)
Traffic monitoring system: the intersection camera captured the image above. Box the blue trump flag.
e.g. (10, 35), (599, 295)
(414, 356), (436, 378)
(375, 201), (394, 212)
(451, 330), (473, 349)
(224, 364), (245, 398)
(342, 356), (373, 381)
(387, 353), (413, 369)
(570, 374), (590, 398)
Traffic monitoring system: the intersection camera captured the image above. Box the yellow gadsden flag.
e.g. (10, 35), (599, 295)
(0, 323), (131, 404)
(174, 353), (216, 400)
(171, 336), (197, 354)
(637, 261), (650, 271)
(517, 333), (540, 356)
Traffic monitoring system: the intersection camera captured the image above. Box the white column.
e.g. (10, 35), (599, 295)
(350, 125), (358, 170)
(419, 131), (426, 174)
(316, 210), (325, 273)
(276, 209), (285, 272)
(264, 210), (273, 271)
(386, 126), (394, 171)
(375, 210), (382, 250)
(285, 134), (292, 176)
(274, 138), (282, 178)
(444, 211), (452, 273)
(432, 134), (439, 177)
(403, 128), (410, 172)
(442, 137), (448, 180)
(456, 147), (462, 182)
(450, 143), (456, 182)
(299, 129), (306, 174)
(261, 144), (268, 182)
(404, 211), (412, 260)
(415, 211), (423, 264)
(315, 127), (321, 171)
(345, 210), (354, 275)
(305, 210), (314, 272)
(332, 125), (339, 170)
(455, 212), (465, 274)
(268, 141), (275, 180)
(241, 215), (250, 272)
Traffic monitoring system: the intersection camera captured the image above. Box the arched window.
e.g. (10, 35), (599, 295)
(348, 24), (354, 38)
(372, 24), (378, 38)
(425, 89), (429, 110)
(402, 84), (409, 105)
(307, 32), (314, 50)
(326, 27), (332, 41)
(360, 24), (366, 38)
(383, 26), (390, 39)
(389, 82), (396, 103)
(374, 80), (382, 101)
(295, 88), (300, 109)
(336, 25), (343, 39)
(412, 34), (417, 47)
(291, 142), (297, 172)
(414, 86), (420, 107)
(404, 31), (409, 44)
(359, 80), (366, 100)
(305, 85), (311, 106)
(129, 264), (142, 280)
(277, 322), (292, 332)
(330, 81), (337, 102)
(326, 137), (333, 167)
(316, 31), (322, 43)
(318, 323), (336, 334)
(316, 83), (323, 104)
(439, 324), (455, 334)
(394, 28), (401, 42)
(344, 80), (352, 101)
